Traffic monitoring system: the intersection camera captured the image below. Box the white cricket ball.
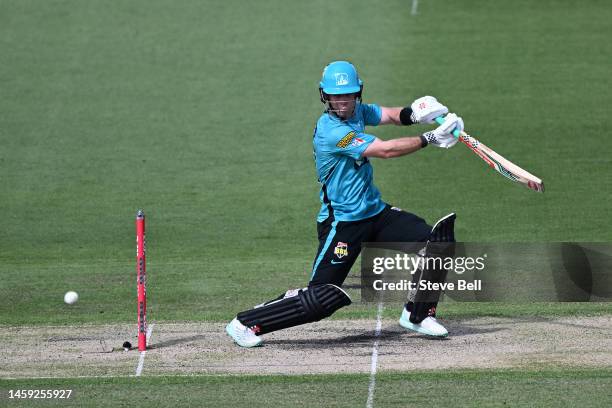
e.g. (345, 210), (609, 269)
(64, 291), (79, 305)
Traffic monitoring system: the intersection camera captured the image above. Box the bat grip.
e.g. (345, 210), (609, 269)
(434, 116), (461, 138)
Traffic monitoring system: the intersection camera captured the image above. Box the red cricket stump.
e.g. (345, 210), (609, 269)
(136, 210), (147, 351)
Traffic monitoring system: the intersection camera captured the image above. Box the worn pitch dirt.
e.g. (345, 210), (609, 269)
(1, 316), (611, 378)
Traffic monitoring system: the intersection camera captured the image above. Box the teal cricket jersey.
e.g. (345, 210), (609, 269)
(313, 102), (386, 222)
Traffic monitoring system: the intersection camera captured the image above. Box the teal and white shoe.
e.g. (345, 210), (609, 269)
(399, 308), (448, 337)
(226, 317), (263, 348)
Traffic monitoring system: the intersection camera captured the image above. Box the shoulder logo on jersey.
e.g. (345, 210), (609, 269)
(350, 137), (365, 148)
(336, 131), (356, 148)
(335, 73), (349, 86)
(334, 242), (349, 258)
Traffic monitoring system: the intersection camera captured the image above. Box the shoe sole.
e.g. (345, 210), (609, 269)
(225, 323), (263, 348)
(399, 317), (448, 337)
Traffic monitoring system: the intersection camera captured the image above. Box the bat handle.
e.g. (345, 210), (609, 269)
(434, 116), (461, 138)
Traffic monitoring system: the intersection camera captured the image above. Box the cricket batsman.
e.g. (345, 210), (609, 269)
(226, 60), (463, 347)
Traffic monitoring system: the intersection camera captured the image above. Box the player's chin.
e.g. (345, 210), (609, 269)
(336, 110), (351, 120)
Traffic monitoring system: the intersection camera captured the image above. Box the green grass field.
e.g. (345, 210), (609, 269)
(1, 0), (611, 406)
(2, 370), (612, 407)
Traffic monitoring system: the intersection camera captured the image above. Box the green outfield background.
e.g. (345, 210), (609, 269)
(1, 0), (611, 406)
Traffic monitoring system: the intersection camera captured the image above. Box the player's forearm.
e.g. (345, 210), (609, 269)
(379, 106), (418, 126)
(380, 107), (404, 125)
(363, 136), (424, 159)
(383, 136), (424, 157)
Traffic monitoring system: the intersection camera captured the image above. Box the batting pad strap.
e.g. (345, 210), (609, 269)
(236, 284), (351, 335)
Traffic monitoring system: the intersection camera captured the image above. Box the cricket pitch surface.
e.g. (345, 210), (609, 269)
(1, 316), (611, 378)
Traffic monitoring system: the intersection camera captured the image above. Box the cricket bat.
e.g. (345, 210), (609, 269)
(435, 117), (544, 193)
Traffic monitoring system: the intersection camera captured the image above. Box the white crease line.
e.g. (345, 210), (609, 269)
(411, 0), (419, 16)
(366, 303), (383, 408)
(135, 351), (146, 376)
(135, 323), (154, 377)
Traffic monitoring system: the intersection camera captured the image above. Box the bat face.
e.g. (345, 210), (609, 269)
(433, 115), (544, 192)
(459, 133), (544, 193)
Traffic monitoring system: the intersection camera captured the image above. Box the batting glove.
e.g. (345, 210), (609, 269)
(422, 113), (464, 149)
(410, 96), (449, 124)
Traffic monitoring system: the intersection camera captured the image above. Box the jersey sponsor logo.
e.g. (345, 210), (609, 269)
(334, 242), (349, 258)
(335, 73), (349, 86)
(336, 131), (356, 148)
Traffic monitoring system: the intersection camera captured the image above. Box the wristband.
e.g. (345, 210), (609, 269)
(419, 134), (429, 148)
(399, 107), (415, 125)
